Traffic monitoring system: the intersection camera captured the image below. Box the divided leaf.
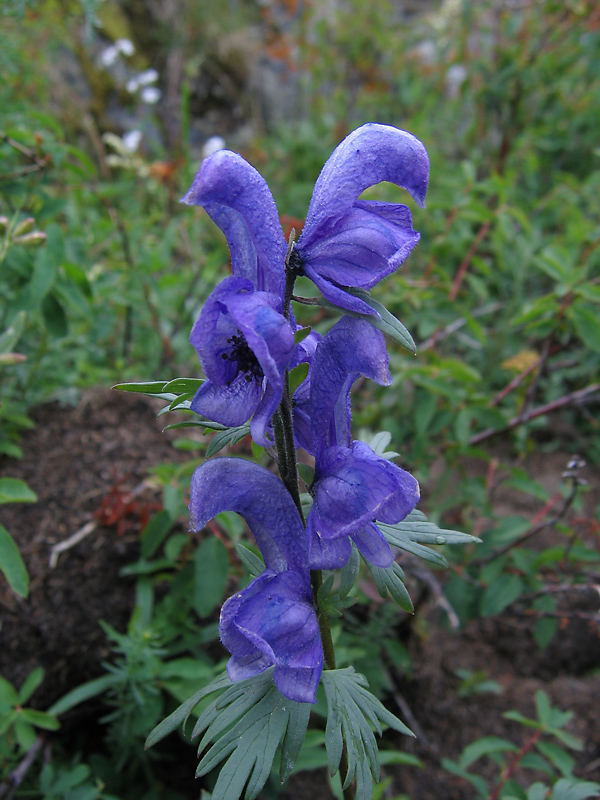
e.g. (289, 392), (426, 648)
(365, 561), (413, 612)
(380, 510), (480, 568)
(322, 668), (413, 800)
(192, 668), (310, 800)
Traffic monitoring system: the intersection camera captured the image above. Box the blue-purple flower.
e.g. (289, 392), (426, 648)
(190, 458), (323, 703)
(293, 123), (429, 316)
(305, 317), (421, 569)
(189, 276), (294, 447)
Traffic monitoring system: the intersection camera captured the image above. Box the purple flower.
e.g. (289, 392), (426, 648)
(181, 149), (287, 301)
(189, 276), (295, 447)
(190, 458), (323, 703)
(306, 317), (420, 569)
(293, 123), (429, 316)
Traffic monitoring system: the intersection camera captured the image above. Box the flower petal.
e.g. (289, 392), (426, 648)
(350, 522), (394, 567)
(181, 150), (287, 299)
(299, 123), (429, 249)
(307, 522), (352, 569)
(221, 571), (323, 703)
(190, 375), (261, 427)
(309, 316), (391, 457)
(309, 441), (420, 542)
(189, 458), (308, 574)
(300, 201), (420, 290)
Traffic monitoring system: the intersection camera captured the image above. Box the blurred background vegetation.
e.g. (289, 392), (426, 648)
(1, 0), (599, 798)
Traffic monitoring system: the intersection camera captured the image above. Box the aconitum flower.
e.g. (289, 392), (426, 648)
(182, 124), (428, 317)
(306, 317), (420, 569)
(189, 276), (294, 447)
(181, 149), (287, 301)
(292, 123), (429, 316)
(183, 151), (294, 444)
(190, 458), (323, 703)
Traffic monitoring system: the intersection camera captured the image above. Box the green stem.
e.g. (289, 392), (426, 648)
(274, 246), (354, 799)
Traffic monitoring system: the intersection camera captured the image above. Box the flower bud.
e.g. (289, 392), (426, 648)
(0, 217), (10, 233)
(12, 231), (47, 248)
(13, 217), (36, 236)
(0, 352), (27, 365)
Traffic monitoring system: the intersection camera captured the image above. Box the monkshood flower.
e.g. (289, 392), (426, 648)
(181, 149), (287, 301)
(306, 317), (420, 570)
(189, 276), (295, 447)
(289, 330), (322, 454)
(181, 123), (428, 318)
(190, 458), (323, 703)
(292, 123), (429, 316)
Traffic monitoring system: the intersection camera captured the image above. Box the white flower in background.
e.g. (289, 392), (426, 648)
(116, 38), (135, 57)
(414, 40), (437, 65)
(445, 64), (467, 98)
(202, 136), (226, 159)
(100, 45), (119, 67)
(122, 130), (143, 153)
(126, 78), (140, 93)
(141, 87), (161, 104)
(138, 69), (159, 85)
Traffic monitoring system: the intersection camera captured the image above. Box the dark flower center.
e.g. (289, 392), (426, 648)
(223, 330), (264, 384)
(287, 248), (305, 277)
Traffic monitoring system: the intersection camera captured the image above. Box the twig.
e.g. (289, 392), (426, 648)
(419, 302), (503, 352)
(474, 477), (578, 566)
(448, 220), (492, 301)
(409, 564), (460, 629)
(487, 729), (542, 800)
(469, 382), (600, 446)
(0, 736), (44, 800)
(49, 520), (98, 568)
(49, 480), (151, 567)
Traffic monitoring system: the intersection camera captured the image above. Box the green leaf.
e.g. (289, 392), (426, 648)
(206, 424), (251, 458)
(535, 690), (552, 726)
(368, 431), (392, 455)
(193, 537), (230, 618)
(112, 381), (170, 394)
(47, 674), (119, 717)
(140, 510), (174, 560)
(567, 301), (600, 353)
(0, 478), (37, 504)
(0, 675), (19, 705)
(549, 779), (600, 800)
(20, 708), (60, 730)
(536, 740), (575, 778)
(322, 668), (413, 800)
(0, 523), (29, 597)
(145, 672), (231, 749)
(294, 327), (312, 344)
(18, 668), (44, 704)
(480, 574), (524, 617)
(41, 292), (68, 337)
(162, 378), (204, 394)
(365, 561), (413, 612)
(163, 419), (228, 432)
(459, 736), (517, 770)
(297, 463), (315, 486)
(0, 311), (26, 354)
(193, 668), (309, 800)
(288, 362), (309, 396)
(235, 543), (264, 577)
(339, 544), (360, 599)
(315, 289), (416, 353)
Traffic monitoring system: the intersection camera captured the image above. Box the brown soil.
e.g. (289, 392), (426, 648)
(1, 391), (599, 799)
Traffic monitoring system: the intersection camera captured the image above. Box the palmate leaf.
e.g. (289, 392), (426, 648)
(365, 561), (413, 612)
(379, 510), (480, 568)
(192, 668), (310, 800)
(322, 668), (413, 800)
